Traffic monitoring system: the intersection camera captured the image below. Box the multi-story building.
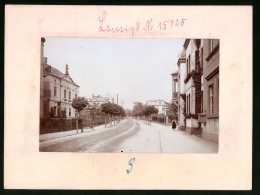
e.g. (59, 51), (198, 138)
(175, 48), (187, 130)
(200, 39), (219, 143)
(40, 38), (80, 118)
(173, 39), (219, 143)
(147, 99), (168, 115)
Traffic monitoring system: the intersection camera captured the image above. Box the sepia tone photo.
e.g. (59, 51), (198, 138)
(5, 5), (252, 190)
(39, 38), (219, 153)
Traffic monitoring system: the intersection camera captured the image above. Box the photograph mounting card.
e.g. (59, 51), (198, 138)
(4, 5), (252, 190)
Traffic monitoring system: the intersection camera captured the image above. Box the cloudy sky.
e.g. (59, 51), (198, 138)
(44, 38), (184, 109)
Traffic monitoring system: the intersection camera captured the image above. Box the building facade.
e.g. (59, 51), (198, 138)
(173, 39), (219, 143)
(200, 39), (219, 143)
(40, 38), (80, 118)
(87, 94), (110, 107)
(171, 71), (178, 105)
(147, 99), (168, 115)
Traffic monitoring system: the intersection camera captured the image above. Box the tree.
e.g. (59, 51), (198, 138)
(166, 102), (178, 122)
(87, 102), (101, 130)
(72, 97), (88, 113)
(101, 103), (126, 127)
(101, 102), (113, 127)
(142, 105), (158, 125)
(125, 109), (132, 117)
(72, 97), (88, 133)
(132, 102), (144, 119)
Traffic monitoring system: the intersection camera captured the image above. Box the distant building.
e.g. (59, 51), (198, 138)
(106, 90), (114, 104)
(40, 38), (80, 118)
(88, 94), (110, 107)
(173, 39), (219, 143)
(147, 99), (168, 115)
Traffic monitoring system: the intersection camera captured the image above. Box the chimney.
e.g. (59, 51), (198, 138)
(41, 37), (45, 64)
(65, 64), (69, 75)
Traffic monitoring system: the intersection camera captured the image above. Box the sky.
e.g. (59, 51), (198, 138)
(44, 38), (184, 109)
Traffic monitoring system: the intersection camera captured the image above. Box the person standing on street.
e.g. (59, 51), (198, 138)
(172, 120), (176, 130)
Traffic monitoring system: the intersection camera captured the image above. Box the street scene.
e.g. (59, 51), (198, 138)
(40, 38), (219, 153)
(40, 118), (217, 153)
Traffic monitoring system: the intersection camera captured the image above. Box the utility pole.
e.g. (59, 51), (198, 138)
(117, 94), (118, 105)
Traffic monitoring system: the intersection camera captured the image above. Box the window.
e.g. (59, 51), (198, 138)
(209, 39), (214, 52)
(187, 55), (191, 74)
(217, 79), (219, 114)
(209, 85), (214, 115)
(69, 91), (71, 100)
(75, 93), (77, 98)
(201, 91), (203, 112)
(201, 47), (203, 71)
(186, 94), (190, 114)
(54, 86), (57, 96)
(54, 106), (56, 115)
(69, 108), (71, 117)
(186, 96), (188, 113)
(189, 94), (190, 114)
(187, 58), (189, 74)
(64, 89), (66, 98)
(188, 55), (190, 73)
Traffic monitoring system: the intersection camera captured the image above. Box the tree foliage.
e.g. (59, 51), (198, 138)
(132, 102), (144, 117)
(101, 102), (126, 117)
(125, 109), (132, 117)
(72, 97), (88, 113)
(142, 105), (158, 117)
(166, 102), (178, 121)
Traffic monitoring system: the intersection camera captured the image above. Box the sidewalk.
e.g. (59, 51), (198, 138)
(39, 122), (120, 142)
(150, 121), (218, 153)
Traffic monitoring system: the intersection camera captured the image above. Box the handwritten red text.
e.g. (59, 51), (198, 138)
(98, 12), (187, 36)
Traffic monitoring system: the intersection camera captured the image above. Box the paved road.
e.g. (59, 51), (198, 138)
(40, 118), (218, 153)
(40, 118), (140, 152)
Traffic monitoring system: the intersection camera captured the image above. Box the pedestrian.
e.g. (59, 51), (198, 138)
(172, 120), (176, 130)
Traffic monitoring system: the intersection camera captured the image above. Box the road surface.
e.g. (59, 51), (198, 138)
(40, 118), (218, 153)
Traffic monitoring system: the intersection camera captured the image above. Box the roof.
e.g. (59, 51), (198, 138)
(44, 64), (80, 87)
(147, 99), (167, 105)
(171, 71), (178, 76)
(183, 39), (190, 49)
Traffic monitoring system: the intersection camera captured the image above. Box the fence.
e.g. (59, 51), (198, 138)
(40, 118), (83, 134)
(40, 116), (123, 134)
(81, 116), (121, 128)
(82, 116), (106, 128)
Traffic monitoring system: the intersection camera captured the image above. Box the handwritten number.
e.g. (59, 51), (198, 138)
(181, 19), (187, 26)
(170, 20), (174, 27)
(175, 19), (179, 26)
(163, 22), (167, 30)
(126, 158), (135, 174)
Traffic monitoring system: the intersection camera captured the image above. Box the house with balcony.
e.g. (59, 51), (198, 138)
(40, 38), (80, 118)
(171, 71), (178, 105)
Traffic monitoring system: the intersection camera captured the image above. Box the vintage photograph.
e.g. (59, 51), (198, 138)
(39, 38), (219, 153)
